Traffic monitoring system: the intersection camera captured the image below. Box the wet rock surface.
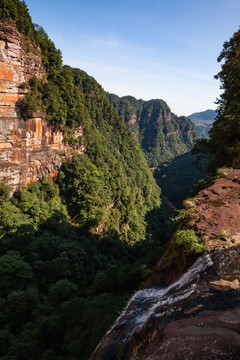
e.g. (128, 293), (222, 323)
(90, 245), (240, 360)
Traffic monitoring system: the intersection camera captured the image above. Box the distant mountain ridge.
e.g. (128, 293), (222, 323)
(188, 109), (216, 139)
(0, 2), (163, 359)
(107, 93), (198, 167)
(188, 109), (217, 123)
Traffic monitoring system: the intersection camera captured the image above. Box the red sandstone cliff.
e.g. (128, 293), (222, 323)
(0, 22), (65, 190)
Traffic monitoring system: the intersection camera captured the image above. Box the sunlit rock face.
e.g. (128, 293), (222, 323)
(0, 22), (64, 190)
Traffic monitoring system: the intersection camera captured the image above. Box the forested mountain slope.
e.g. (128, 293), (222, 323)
(188, 109), (217, 122)
(0, 1), (169, 359)
(107, 94), (207, 207)
(107, 93), (198, 167)
(91, 24), (240, 359)
(0, 0), (161, 243)
(155, 151), (207, 208)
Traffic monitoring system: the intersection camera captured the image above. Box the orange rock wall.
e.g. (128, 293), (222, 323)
(0, 22), (65, 190)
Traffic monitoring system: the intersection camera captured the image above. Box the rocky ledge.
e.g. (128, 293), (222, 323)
(91, 245), (240, 360)
(135, 245), (240, 360)
(194, 168), (240, 249)
(90, 170), (240, 360)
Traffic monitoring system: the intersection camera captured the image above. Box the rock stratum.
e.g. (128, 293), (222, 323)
(0, 22), (64, 190)
(91, 169), (240, 360)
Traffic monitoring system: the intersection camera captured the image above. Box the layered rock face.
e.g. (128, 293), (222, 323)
(0, 22), (64, 190)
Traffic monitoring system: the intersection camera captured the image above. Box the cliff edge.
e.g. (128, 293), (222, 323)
(90, 169), (240, 360)
(0, 22), (64, 190)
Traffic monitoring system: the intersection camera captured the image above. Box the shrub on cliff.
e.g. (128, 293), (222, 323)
(173, 229), (205, 256)
(163, 229), (205, 274)
(0, 0), (33, 36)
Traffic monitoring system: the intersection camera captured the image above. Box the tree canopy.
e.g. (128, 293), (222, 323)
(107, 93), (197, 167)
(193, 27), (240, 172)
(0, 2), (171, 358)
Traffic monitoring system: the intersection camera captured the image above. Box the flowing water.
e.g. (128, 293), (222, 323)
(92, 253), (213, 358)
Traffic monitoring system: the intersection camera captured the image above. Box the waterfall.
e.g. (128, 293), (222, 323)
(91, 253), (213, 358)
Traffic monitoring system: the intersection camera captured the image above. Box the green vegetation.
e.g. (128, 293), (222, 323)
(107, 95), (206, 208)
(162, 199), (205, 273)
(155, 152), (207, 208)
(173, 229), (205, 256)
(0, 177), (168, 360)
(21, 65), (162, 243)
(188, 110), (216, 122)
(0, 0), (62, 71)
(18, 66), (163, 243)
(0, 0), (35, 38)
(0, 2), (173, 359)
(107, 93), (198, 167)
(193, 28), (240, 172)
(1, 0), (161, 244)
(165, 229), (205, 272)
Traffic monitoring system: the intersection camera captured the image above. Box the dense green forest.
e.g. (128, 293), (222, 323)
(2, 0), (162, 244)
(0, 1), (174, 359)
(193, 29), (240, 172)
(3, 1), (237, 359)
(0, 177), (171, 360)
(155, 152), (207, 208)
(107, 94), (207, 206)
(20, 64), (164, 245)
(107, 93), (198, 167)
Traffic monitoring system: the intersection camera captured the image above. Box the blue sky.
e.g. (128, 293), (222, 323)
(26, 0), (240, 116)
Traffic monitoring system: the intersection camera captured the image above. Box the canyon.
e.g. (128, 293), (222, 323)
(0, 6), (240, 360)
(91, 169), (240, 360)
